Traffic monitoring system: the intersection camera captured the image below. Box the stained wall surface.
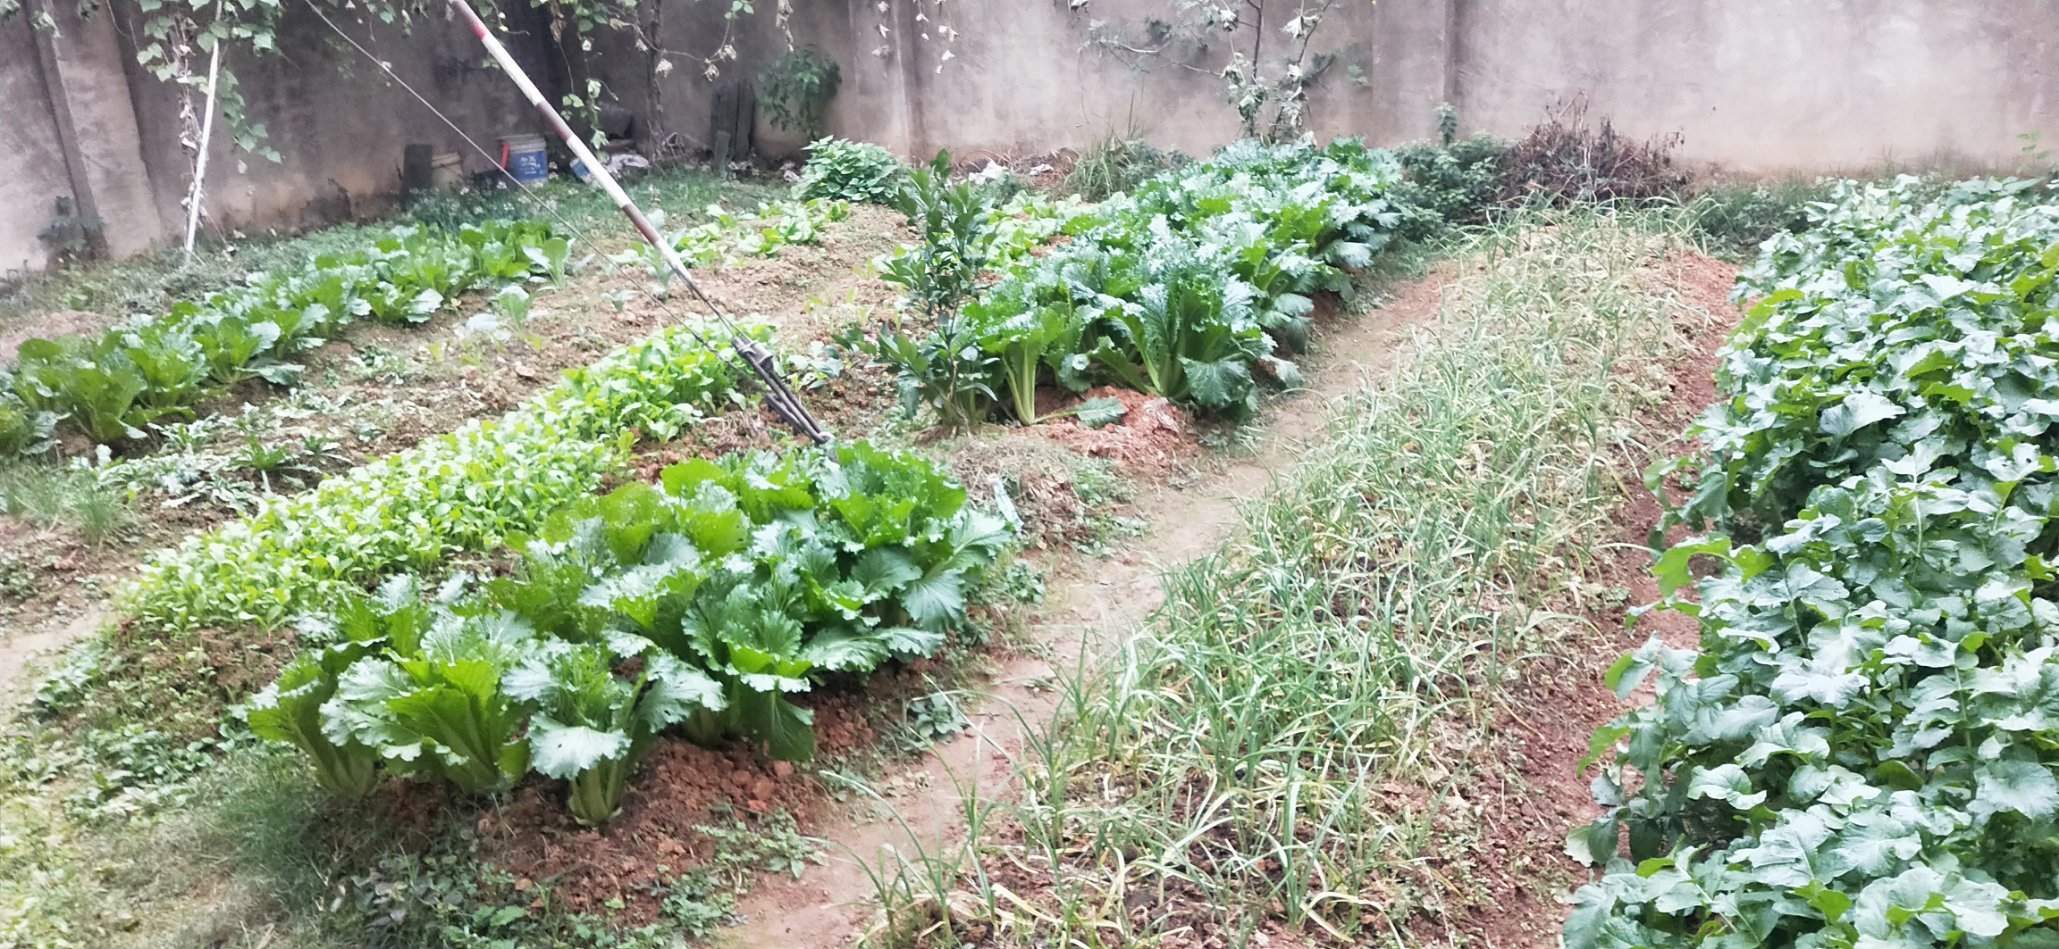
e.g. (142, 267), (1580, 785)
(6, 0), (2057, 277)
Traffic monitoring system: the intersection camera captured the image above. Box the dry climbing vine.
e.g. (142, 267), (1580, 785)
(1082, 0), (1368, 142)
(8, 0), (952, 154)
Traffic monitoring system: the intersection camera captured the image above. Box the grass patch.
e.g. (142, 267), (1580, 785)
(874, 210), (1700, 944)
(404, 166), (782, 236)
(0, 728), (829, 948)
(1063, 134), (1185, 201)
(0, 460), (136, 548)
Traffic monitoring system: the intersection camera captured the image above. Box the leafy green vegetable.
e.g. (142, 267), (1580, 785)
(1663, 176), (2059, 535)
(245, 648), (380, 797)
(1572, 177), (2059, 947)
(669, 199), (849, 270)
(889, 137), (1408, 426)
(795, 137), (905, 204)
(872, 151), (1003, 429)
(1085, 242), (1268, 415)
(506, 640), (723, 825)
(254, 440), (1014, 820)
(327, 609), (535, 794)
(7, 219), (568, 449)
(126, 321), (760, 634)
(0, 393), (37, 455)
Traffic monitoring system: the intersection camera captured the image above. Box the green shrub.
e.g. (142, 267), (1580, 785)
(1685, 176), (1837, 260)
(1392, 132), (1509, 237)
(796, 138), (905, 204)
(1570, 177), (2059, 946)
(1064, 136), (1183, 201)
(0, 393), (39, 455)
(872, 152), (999, 428)
(760, 48), (841, 141)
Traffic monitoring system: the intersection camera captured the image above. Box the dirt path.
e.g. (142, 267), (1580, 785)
(724, 269), (1460, 947)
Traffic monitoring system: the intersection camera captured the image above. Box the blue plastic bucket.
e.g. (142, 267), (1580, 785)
(500, 134), (549, 184)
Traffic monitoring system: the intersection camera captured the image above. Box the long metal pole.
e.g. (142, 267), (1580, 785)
(445, 0), (827, 444)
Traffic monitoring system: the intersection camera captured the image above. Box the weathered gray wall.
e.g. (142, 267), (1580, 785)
(0, 23), (72, 274)
(1449, 0), (2059, 172)
(110, 3), (551, 240)
(792, 0), (2059, 172)
(1, 2), (551, 281)
(6, 0), (2059, 278)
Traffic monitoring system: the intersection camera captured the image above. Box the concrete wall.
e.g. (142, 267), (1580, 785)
(798, 0), (2059, 173)
(0, 1), (552, 281)
(1449, 0), (2059, 172)
(6, 0), (2058, 278)
(111, 3), (553, 240)
(0, 22), (72, 275)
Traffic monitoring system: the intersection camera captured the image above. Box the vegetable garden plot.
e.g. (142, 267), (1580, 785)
(0, 137), (1433, 948)
(1, 221), (570, 454)
(125, 319), (762, 635)
(0, 189), (872, 672)
(1570, 178), (2059, 946)
(4, 134), (1721, 948)
(0, 187), (919, 946)
(250, 442), (1012, 824)
(872, 138), (1414, 427)
(905, 213), (1711, 947)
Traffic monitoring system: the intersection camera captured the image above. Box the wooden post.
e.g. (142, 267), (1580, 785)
(181, 29), (223, 259)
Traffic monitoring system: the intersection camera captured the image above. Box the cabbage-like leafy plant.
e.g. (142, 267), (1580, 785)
(796, 137), (905, 204)
(326, 609), (536, 794)
(10, 219), (568, 449)
(899, 137), (1407, 426)
(1086, 243), (1270, 416)
(255, 441), (1012, 815)
(506, 639), (724, 825)
(245, 647), (382, 797)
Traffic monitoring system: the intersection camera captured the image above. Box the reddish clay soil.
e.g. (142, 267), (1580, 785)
(1030, 386), (1198, 476)
(468, 647), (1033, 924)
(479, 703), (867, 924)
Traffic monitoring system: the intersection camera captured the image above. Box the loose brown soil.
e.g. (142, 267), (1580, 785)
(1029, 387), (1197, 476)
(0, 309), (113, 361)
